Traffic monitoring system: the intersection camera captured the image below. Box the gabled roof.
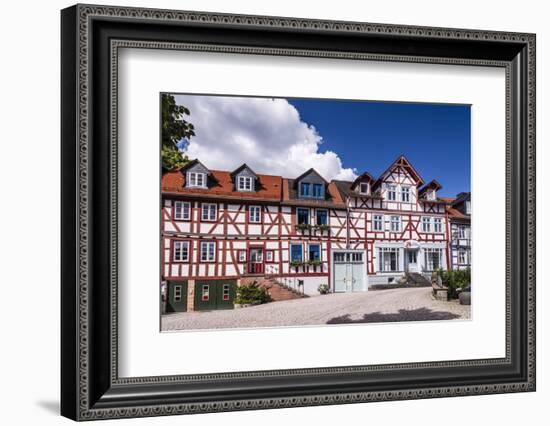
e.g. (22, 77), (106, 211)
(283, 178), (346, 208)
(162, 169), (282, 201)
(333, 180), (383, 200)
(452, 191), (471, 207)
(350, 171), (375, 191)
(229, 163), (258, 179)
(179, 159), (211, 174)
(419, 179), (443, 196)
(372, 155), (425, 190)
(293, 168), (329, 186)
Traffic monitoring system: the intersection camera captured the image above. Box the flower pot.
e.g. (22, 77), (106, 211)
(459, 291), (471, 305)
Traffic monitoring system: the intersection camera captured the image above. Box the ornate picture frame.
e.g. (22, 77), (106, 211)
(61, 4), (535, 421)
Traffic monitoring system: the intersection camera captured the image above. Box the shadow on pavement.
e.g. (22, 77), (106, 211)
(326, 307), (461, 324)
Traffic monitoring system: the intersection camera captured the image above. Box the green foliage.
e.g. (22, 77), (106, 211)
(235, 282), (271, 305)
(314, 224), (330, 232)
(295, 223), (312, 232)
(290, 260), (305, 268)
(161, 94), (195, 170)
(436, 268), (471, 299)
(307, 259), (322, 267)
(318, 284), (330, 295)
(161, 144), (189, 171)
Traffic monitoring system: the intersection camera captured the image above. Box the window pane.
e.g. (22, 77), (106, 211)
(316, 210), (328, 225)
(300, 183), (310, 196)
(291, 245), (303, 262)
(313, 184), (323, 198)
(309, 244), (320, 261)
(297, 209), (309, 224)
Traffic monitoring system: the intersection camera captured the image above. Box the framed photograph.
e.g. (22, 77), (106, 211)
(61, 4), (536, 421)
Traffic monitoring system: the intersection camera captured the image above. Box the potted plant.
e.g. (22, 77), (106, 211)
(295, 223), (311, 232)
(290, 260), (305, 269)
(314, 224), (330, 232)
(317, 284), (330, 295)
(307, 259), (322, 267)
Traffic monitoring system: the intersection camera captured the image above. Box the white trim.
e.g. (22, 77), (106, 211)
(237, 175), (254, 191)
(249, 205), (261, 223)
(172, 240), (189, 262)
(187, 171), (207, 188)
(200, 241), (216, 262)
(201, 203), (217, 221)
(173, 201), (191, 220)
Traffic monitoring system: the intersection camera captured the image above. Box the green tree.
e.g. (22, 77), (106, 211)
(161, 94), (195, 170)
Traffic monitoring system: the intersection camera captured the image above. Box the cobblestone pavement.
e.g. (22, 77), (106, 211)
(161, 288), (470, 331)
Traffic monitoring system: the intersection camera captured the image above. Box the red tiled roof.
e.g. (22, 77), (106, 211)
(446, 206), (468, 219)
(162, 169), (282, 201)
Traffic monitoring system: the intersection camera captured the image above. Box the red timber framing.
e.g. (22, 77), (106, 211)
(161, 155), (453, 285)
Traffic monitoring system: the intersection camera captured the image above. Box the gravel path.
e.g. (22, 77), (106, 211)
(161, 288), (470, 331)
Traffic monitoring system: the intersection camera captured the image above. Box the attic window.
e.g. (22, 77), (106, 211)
(426, 189), (436, 200)
(187, 172), (206, 188)
(237, 176), (254, 191)
(359, 182), (370, 195)
(465, 201), (471, 214)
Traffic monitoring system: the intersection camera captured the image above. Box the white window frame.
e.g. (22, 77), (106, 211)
(359, 182), (370, 195)
(173, 201), (191, 220)
(401, 186), (410, 202)
(465, 201), (471, 214)
(187, 172), (207, 188)
(378, 247), (400, 272)
(315, 208), (329, 226)
(249, 205), (261, 223)
(296, 207), (310, 225)
(390, 215), (401, 232)
(458, 248), (468, 265)
(458, 226), (466, 239)
(265, 250), (274, 262)
(424, 248), (443, 271)
(200, 241), (216, 262)
(237, 175), (254, 191)
(173, 240), (189, 262)
(422, 217), (431, 232)
(373, 214), (384, 231)
(308, 243), (322, 261)
(387, 184), (397, 201)
(201, 203), (217, 221)
(290, 243), (304, 262)
(434, 217), (443, 233)
(426, 189), (436, 200)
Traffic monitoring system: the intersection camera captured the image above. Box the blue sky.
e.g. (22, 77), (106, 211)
(174, 94), (470, 197)
(288, 99), (471, 197)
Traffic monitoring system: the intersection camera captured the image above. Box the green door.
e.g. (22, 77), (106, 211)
(195, 280), (236, 311)
(166, 281), (188, 312)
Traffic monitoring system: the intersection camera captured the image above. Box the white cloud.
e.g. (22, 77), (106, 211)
(174, 95), (357, 181)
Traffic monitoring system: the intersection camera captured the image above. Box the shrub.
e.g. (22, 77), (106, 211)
(318, 284), (330, 295)
(235, 282), (271, 305)
(436, 268), (471, 299)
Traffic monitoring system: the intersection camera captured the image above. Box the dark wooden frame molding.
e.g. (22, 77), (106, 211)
(61, 3), (536, 421)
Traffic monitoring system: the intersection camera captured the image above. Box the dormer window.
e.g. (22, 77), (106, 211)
(312, 184), (323, 198)
(187, 172), (206, 188)
(426, 189), (436, 200)
(237, 175), (254, 191)
(300, 182), (310, 197)
(465, 201), (471, 214)
(359, 182), (370, 195)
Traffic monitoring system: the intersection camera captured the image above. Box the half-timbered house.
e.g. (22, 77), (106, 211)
(445, 192), (472, 270)
(161, 155), (460, 311)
